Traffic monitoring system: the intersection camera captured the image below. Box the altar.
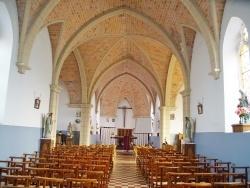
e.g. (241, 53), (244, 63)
(232, 123), (250, 132)
(111, 136), (137, 149)
(111, 128), (137, 149)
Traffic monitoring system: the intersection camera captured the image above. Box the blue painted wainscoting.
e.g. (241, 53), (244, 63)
(195, 132), (250, 181)
(0, 124), (42, 160)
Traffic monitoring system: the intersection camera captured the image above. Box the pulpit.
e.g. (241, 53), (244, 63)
(56, 133), (62, 145)
(40, 138), (54, 157)
(66, 137), (73, 146)
(182, 143), (195, 159)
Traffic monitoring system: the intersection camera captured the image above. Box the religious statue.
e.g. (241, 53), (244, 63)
(44, 113), (53, 138)
(67, 122), (73, 138)
(184, 117), (195, 143)
(239, 89), (249, 107)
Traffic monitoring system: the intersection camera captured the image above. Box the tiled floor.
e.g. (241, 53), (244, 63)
(108, 151), (148, 188)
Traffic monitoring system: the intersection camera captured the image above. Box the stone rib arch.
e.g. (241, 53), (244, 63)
(17, 0), (60, 73)
(41, 20), (65, 65)
(90, 34), (163, 92)
(179, 24), (199, 73)
(95, 73), (155, 116)
(72, 48), (88, 103)
(181, 0), (221, 79)
(52, 6), (188, 89)
(89, 58), (163, 104)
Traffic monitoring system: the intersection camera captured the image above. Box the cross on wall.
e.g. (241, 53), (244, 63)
(118, 106), (132, 127)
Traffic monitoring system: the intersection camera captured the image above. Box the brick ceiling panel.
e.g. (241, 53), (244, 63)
(48, 23), (62, 63)
(77, 36), (121, 87)
(59, 52), (82, 104)
(30, 0), (46, 19)
(183, 27), (196, 63)
(16, 0), (226, 113)
(101, 75), (150, 117)
(196, 0), (226, 34)
(170, 60), (184, 107)
(98, 38), (157, 79)
(131, 36), (171, 92)
(96, 62), (156, 99)
(129, 78), (151, 117)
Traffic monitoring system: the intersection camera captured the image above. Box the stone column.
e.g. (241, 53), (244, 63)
(159, 106), (171, 145)
(180, 88), (191, 141)
(49, 84), (62, 143)
(79, 104), (93, 146)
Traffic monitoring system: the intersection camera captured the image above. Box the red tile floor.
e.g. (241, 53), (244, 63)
(108, 150), (148, 188)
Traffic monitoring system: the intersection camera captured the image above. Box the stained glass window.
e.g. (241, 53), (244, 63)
(239, 24), (250, 98)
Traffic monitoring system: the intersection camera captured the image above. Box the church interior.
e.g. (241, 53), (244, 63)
(1, 0), (250, 187)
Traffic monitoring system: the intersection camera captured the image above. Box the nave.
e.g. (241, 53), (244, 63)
(108, 151), (148, 188)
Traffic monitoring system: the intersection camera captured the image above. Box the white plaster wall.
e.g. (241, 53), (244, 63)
(170, 85), (184, 134)
(190, 33), (224, 132)
(99, 99), (136, 131)
(0, 2), (13, 123)
(220, 0), (250, 132)
(4, 28), (52, 127)
(57, 81), (81, 132)
(153, 96), (160, 135)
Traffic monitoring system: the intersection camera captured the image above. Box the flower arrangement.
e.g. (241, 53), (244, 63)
(235, 105), (250, 123)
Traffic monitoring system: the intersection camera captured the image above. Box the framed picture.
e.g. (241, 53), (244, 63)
(197, 103), (203, 114)
(34, 98), (41, 109)
(170, 113), (175, 120)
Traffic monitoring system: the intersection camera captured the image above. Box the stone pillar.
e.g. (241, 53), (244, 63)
(79, 104), (93, 146)
(49, 84), (62, 143)
(180, 88), (191, 141)
(159, 106), (171, 145)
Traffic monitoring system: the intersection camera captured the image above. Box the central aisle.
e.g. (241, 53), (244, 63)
(108, 151), (148, 188)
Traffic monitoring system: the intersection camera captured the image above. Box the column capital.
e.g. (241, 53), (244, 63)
(50, 84), (63, 93)
(158, 105), (172, 111)
(180, 88), (191, 97)
(68, 103), (93, 109)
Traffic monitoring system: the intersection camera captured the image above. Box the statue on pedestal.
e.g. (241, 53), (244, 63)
(43, 113), (53, 138)
(67, 122), (73, 138)
(184, 117), (195, 143)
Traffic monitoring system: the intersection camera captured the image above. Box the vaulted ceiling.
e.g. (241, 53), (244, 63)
(16, 0), (226, 117)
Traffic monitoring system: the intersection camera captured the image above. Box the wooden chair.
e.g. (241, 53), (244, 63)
(151, 166), (179, 188)
(213, 182), (245, 187)
(2, 175), (31, 187)
(193, 172), (218, 184)
(79, 171), (103, 188)
(231, 166), (249, 188)
(66, 178), (98, 188)
(0, 167), (21, 188)
(26, 167), (49, 185)
(34, 176), (64, 188)
(181, 182), (213, 187)
(168, 172), (193, 188)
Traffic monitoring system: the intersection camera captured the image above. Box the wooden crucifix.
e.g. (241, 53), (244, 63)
(118, 106), (132, 127)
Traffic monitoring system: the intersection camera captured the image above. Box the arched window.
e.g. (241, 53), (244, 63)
(238, 24), (250, 98)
